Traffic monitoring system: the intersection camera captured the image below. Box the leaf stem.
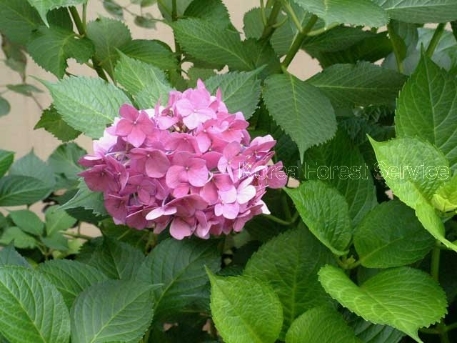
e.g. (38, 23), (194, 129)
(281, 0), (302, 33)
(387, 22), (404, 73)
(282, 14), (318, 68)
(264, 212), (298, 226)
(69, 6), (109, 81)
(260, 0), (282, 40)
(431, 241), (451, 343)
(426, 23), (446, 57)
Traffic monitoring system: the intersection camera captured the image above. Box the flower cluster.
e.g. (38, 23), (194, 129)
(79, 80), (286, 239)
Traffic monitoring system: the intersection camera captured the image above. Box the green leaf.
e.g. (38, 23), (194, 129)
(86, 17), (132, 78)
(285, 181), (352, 255)
(87, 237), (145, 280)
(41, 233), (69, 251)
(9, 150), (55, 189)
(263, 74), (337, 161)
(205, 70), (262, 120)
(0, 97), (10, 117)
(0, 245), (30, 268)
(43, 76), (131, 138)
(354, 200), (435, 268)
(27, 0), (87, 26)
(285, 306), (361, 343)
(0, 266), (70, 343)
(183, 0), (232, 30)
(27, 26), (94, 78)
(369, 137), (457, 251)
(208, 271), (282, 343)
(372, 0), (457, 23)
(60, 181), (107, 216)
(0, 227), (36, 249)
(396, 54), (457, 170)
(173, 18), (253, 71)
(0, 175), (51, 206)
(346, 312), (405, 343)
(158, 0), (192, 21)
(9, 209), (44, 236)
(319, 265), (447, 342)
(114, 52), (171, 106)
(244, 228), (335, 336)
(304, 129), (377, 225)
(136, 238), (220, 320)
(0, 150), (14, 178)
(48, 143), (86, 180)
(70, 279), (154, 343)
(6, 83), (43, 96)
(35, 106), (81, 142)
(432, 174), (457, 212)
(0, 0), (42, 44)
(293, 0), (388, 27)
(38, 260), (109, 308)
(370, 137), (450, 208)
(120, 39), (176, 70)
(103, 0), (123, 19)
(134, 14), (156, 28)
(45, 205), (77, 236)
(307, 62), (407, 108)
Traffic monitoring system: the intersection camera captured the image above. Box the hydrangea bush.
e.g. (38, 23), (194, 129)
(0, 0), (456, 342)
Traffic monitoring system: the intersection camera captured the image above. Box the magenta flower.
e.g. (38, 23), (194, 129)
(79, 80), (287, 240)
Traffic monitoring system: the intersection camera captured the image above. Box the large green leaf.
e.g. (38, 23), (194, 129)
(114, 53), (171, 107)
(86, 17), (132, 78)
(136, 238), (220, 320)
(173, 18), (253, 71)
(0, 0), (42, 44)
(205, 70), (262, 120)
(27, 0), (87, 26)
(44, 76), (131, 138)
(244, 228), (335, 336)
(0, 266), (70, 343)
(27, 26), (94, 78)
(319, 265), (447, 342)
(354, 200), (435, 268)
(304, 129), (377, 225)
(87, 237), (145, 280)
(347, 313), (405, 343)
(0, 227), (37, 249)
(35, 106), (81, 142)
(0, 175), (51, 206)
(432, 174), (457, 212)
(38, 260), (108, 308)
(285, 181), (352, 255)
(372, 0), (457, 23)
(285, 306), (361, 343)
(9, 209), (44, 236)
(263, 74), (337, 161)
(293, 0), (388, 27)
(307, 62), (407, 108)
(370, 137), (457, 251)
(208, 272), (283, 343)
(9, 150), (55, 189)
(47, 143), (86, 180)
(120, 39), (176, 70)
(70, 279), (154, 343)
(0, 97), (10, 117)
(0, 150), (14, 178)
(396, 55), (457, 170)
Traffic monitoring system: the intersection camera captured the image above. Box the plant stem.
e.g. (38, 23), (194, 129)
(387, 22), (404, 73)
(281, 0), (302, 32)
(426, 23), (446, 57)
(64, 231), (94, 240)
(264, 212), (297, 226)
(431, 241), (451, 343)
(282, 14), (318, 68)
(260, 0), (282, 40)
(69, 6), (108, 81)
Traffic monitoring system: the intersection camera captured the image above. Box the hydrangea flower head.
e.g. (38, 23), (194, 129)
(79, 80), (287, 239)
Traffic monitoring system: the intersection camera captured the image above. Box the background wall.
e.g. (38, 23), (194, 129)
(0, 0), (319, 161)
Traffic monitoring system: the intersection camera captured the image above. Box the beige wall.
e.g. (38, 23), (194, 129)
(0, 0), (318, 161)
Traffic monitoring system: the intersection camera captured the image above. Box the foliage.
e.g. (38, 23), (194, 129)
(1, 0), (457, 342)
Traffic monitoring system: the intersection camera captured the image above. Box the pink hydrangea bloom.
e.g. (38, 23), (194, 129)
(79, 80), (287, 239)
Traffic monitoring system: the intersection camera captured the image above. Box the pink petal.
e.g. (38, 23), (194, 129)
(145, 206), (177, 220)
(145, 151), (170, 178)
(170, 218), (194, 240)
(115, 119), (133, 136)
(166, 165), (186, 188)
(222, 203), (239, 220)
(237, 185), (256, 204)
(128, 127), (147, 147)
